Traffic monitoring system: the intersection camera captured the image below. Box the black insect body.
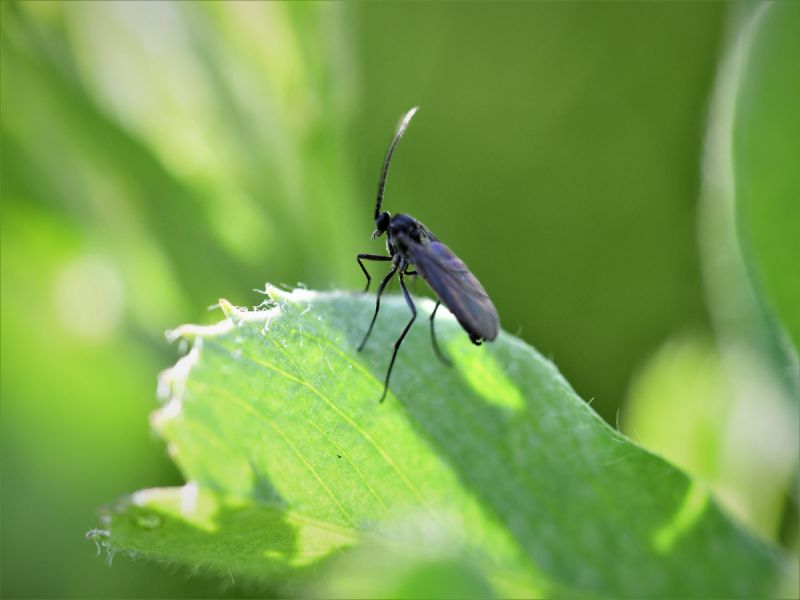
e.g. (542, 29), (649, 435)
(357, 107), (499, 402)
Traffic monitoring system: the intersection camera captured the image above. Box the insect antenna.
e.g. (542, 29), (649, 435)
(375, 106), (419, 220)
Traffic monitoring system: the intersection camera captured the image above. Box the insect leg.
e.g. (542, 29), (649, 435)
(358, 263), (398, 352)
(357, 253), (392, 293)
(429, 301), (452, 367)
(380, 272), (417, 403)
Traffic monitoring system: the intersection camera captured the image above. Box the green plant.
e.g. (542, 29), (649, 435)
(90, 288), (781, 598)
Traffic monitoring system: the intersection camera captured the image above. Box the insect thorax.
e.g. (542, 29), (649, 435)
(386, 214), (420, 259)
(388, 213), (418, 235)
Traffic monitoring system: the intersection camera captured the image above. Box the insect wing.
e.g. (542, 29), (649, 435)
(408, 240), (499, 341)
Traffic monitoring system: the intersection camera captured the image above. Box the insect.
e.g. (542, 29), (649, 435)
(357, 107), (500, 402)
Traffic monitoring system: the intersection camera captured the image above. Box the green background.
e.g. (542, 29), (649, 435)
(1, 2), (797, 597)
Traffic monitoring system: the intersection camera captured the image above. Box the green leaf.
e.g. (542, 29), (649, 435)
(94, 288), (780, 597)
(734, 2), (800, 353)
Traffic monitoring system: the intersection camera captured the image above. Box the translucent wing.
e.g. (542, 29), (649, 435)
(404, 236), (499, 342)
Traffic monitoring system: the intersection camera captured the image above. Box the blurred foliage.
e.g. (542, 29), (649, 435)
(733, 3), (800, 354)
(624, 3), (799, 596)
(1, 1), (796, 598)
(624, 335), (796, 549)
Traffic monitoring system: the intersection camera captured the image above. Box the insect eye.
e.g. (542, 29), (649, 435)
(371, 212), (391, 240)
(375, 211), (390, 232)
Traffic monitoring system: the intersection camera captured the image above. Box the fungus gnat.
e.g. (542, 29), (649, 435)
(357, 107), (499, 402)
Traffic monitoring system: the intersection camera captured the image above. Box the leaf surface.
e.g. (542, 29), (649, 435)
(95, 288), (780, 597)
